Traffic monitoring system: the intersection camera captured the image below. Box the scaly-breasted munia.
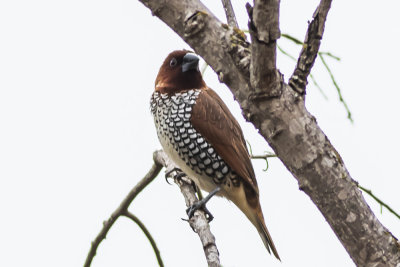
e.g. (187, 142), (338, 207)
(150, 50), (280, 260)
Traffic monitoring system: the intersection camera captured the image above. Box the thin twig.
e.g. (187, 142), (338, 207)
(123, 212), (164, 267)
(281, 33), (303, 45)
(277, 44), (296, 61)
(154, 150), (220, 267)
(310, 73), (328, 100)
(246, 141), (276, 160)
(221, 0), (238, 28)
(251, 154), (277, 159)
(319, 51), (341, 61)
(250, 153), (276, 172)
(246, 140), (253, 155)
(288, 0), (333, 95)
(319, 54), (353, 123)
(84, 159), (163, 267)
(358, 185), (400, 220)
(246, 141), (277, 172)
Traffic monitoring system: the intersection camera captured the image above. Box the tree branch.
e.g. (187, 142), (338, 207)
(84, 158), (163, 267)
(85, 150), (220, 266)
(154, 151), (220, 267)
(247, 0), (283, 98)
(138, 0), (400, 265)
(221, 0), (238, 28)
(289, 0), (333, 95)
(123, 212), (164, 267)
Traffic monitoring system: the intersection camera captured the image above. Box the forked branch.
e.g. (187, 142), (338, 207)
(85, 151), (219, 267)
(84, 158), (163, 267)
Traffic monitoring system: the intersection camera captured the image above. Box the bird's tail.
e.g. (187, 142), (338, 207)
(230, 186), (280, 260)
(253, 207), (280, 261)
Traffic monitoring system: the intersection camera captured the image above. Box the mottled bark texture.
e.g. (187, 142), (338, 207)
(247, 0), (282, 98)
(139, 0), (400, 265)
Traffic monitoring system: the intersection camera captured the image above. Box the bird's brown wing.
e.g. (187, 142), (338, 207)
(190, 87), (259, 196)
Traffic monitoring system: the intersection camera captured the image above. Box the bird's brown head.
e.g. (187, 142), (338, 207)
(155, 50), (206, 94)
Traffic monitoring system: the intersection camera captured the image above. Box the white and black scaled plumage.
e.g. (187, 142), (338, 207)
(151, 89), (240, 191)
(151, 50), (280, 260)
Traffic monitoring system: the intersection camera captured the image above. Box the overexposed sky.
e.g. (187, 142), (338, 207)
(1, 1), (399, 266)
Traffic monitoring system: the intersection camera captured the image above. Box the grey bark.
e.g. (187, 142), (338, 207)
(221, 0), (238, 28)
(138, 0), (400, 266)
(247, 1), (282, 98)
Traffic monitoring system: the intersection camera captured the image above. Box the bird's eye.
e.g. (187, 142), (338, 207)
(170, 58), (177, 67)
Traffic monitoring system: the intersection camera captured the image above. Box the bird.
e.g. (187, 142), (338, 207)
(150, 49), (280, 260)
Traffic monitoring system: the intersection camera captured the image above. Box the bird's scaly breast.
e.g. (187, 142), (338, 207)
(150, 89), (240, 189)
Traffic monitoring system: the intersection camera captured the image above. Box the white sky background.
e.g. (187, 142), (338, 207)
(0, 0), (399, 266)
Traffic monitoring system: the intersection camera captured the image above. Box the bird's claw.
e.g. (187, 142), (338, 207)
(174, 171), (186, 182)
(164, 167), (185, 184)
(202, 205), (214, 222)
(165, 176), (173, 185)
(185, 186), (220, 222)
(186, 200), (214, 222)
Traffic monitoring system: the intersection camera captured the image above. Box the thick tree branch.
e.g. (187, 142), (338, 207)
(221, 0), (238, 28)
(84, 159), (163, 267)
(289, 0), (333, 95)
(138, 0), (400, 265)
(154, 151), (220, 267)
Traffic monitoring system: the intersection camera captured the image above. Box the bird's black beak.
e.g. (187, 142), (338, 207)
(182, 53), (199, 72)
